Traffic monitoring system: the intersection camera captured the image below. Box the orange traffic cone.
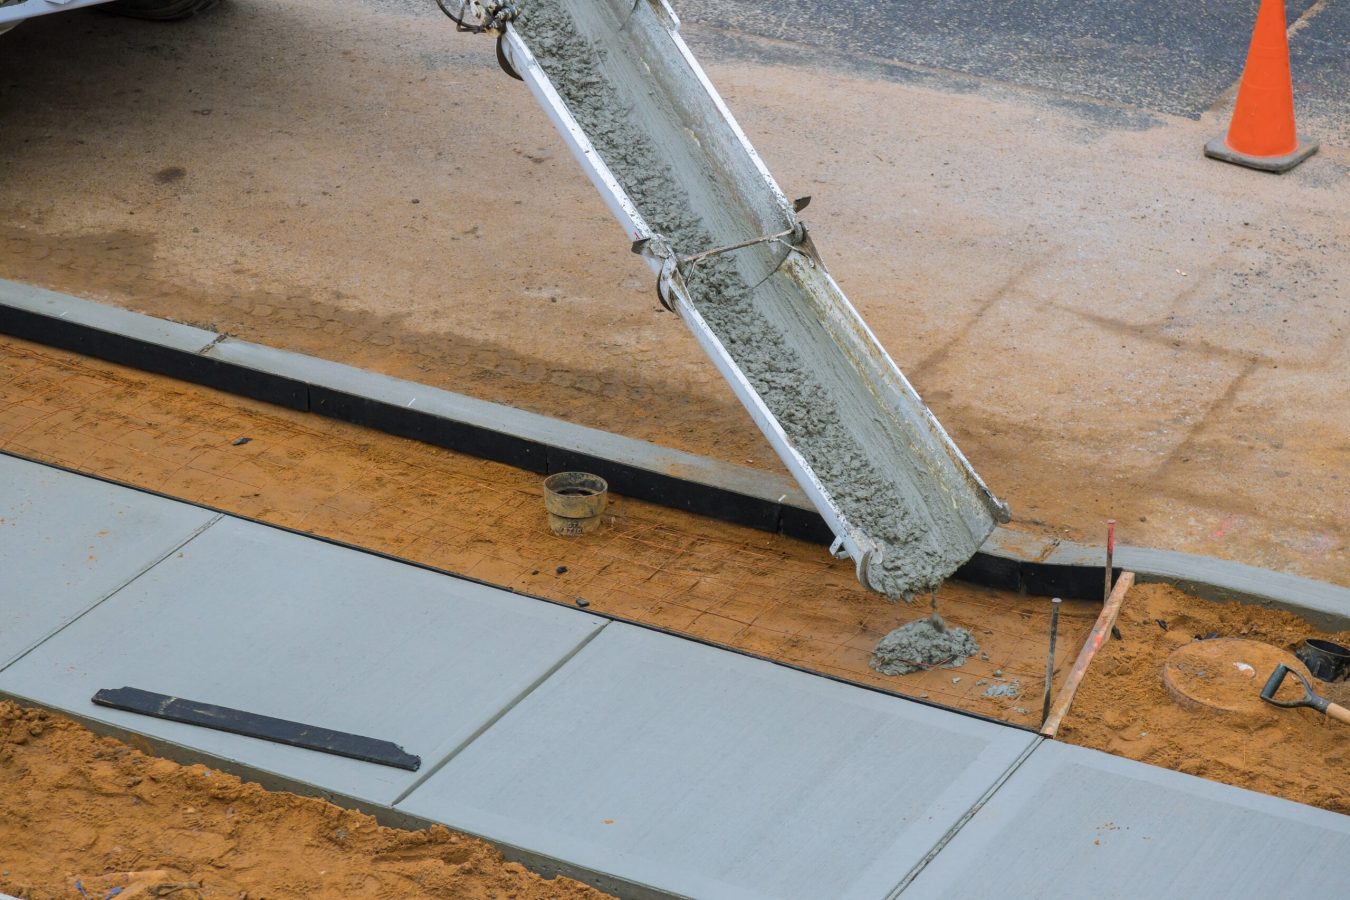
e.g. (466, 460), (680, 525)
(1205, 0), (1318, 173)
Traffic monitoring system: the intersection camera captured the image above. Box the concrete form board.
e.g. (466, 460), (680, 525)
(0, 515), (605, 806)
(4, 285), (1348, 623)
(207, 337), (806, 509)
(981, 526), (1350, 630)
(0, 454), (216, 668)
(0, 279), (306, 407)
(399, 622), (1037, 900)
(1118, 544), (1350, 631)
(0, 278), (217, 353)
(898, 740), (1350, 899)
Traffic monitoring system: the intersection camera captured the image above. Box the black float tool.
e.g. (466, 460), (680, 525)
(93, 687), (422, 770)
(1260, 665), (1350, 726)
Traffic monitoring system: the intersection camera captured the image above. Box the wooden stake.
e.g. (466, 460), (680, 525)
(1041, 571), (1136, 737)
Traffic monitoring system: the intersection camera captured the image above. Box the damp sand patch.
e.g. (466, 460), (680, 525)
(870, 615), (981, 676)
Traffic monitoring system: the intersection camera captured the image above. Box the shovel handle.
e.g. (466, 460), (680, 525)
(1329, 703), (1350, 725)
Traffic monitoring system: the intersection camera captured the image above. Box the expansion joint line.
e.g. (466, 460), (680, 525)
(885, 737), (1045, 898)
(388, 620), (612, 807)
(0, 513), (224, 675)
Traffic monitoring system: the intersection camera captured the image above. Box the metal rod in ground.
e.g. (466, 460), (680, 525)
(1104, 519), (1116, 603)
(1042, 597), (1063, 726)
(1042, 572), (1135, 738)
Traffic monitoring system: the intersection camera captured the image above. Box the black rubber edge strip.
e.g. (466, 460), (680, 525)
(0, 303), (308, 410)
(92, 686), (422, 770)
(0, 292), (1086, 598)
(310, 385), (549, 474)
(3, 287), (1347, 623)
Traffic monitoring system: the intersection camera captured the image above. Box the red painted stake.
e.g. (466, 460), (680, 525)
(1104, 519), (1116, 603)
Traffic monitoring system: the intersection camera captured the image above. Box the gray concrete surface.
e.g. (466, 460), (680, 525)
(4, 453), (1348, 899)
(0, 512), (606, 805)
(399, 621), (1037, 900)
(898, 739), (1350, 899)
(0, 454), (216, 667)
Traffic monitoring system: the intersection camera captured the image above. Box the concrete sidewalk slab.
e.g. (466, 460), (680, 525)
(897, 740), (1350, 898)
(0, 279), (217, 355)
(0, 515), (606, 806)
(0, 454), (216, 668)
(398, 622), (1037, 900)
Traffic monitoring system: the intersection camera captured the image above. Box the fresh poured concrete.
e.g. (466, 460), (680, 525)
(0, 513), (606, 805)
(0, 455), (215, 667)
(514, 0), (1004, 599)
(398, 621), (1037, 900)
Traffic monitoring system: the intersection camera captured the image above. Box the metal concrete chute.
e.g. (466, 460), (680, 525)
(465, 0), (1010, 599)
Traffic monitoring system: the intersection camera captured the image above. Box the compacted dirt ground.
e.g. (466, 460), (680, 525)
(0, 701), (610, 900)
(0, 0), (1346, 881)
(0, 335), (1097, 726)
(1060, 582), (1350, 814)
(6, 338), (1347, 816)
(0, 0), (1346, 584)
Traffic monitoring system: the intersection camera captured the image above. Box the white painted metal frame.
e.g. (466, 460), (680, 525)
(500, 19), (885, 581)
(499, 29), (652, 244)
(496, 7), (1010, 590)
(0, 0), (116, 27)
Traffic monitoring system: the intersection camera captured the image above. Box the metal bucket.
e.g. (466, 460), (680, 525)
(1296, 639), (1350, 682)
(543, 472), (608, 536)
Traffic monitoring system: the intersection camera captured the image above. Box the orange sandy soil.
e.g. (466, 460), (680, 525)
(0, 701), (609, 900)
(1059, 583), (1350, 814)
(0, 335), (1096, 727)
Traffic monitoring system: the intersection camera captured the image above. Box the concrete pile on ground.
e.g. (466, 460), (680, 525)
(870, 614), (981, 675)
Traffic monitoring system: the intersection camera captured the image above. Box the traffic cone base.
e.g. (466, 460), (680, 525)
(1204, 132), (1319, 173)
(1206, 0), (1317, 174)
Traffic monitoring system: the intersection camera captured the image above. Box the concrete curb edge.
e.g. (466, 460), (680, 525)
(1, 279), (1345, 627)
